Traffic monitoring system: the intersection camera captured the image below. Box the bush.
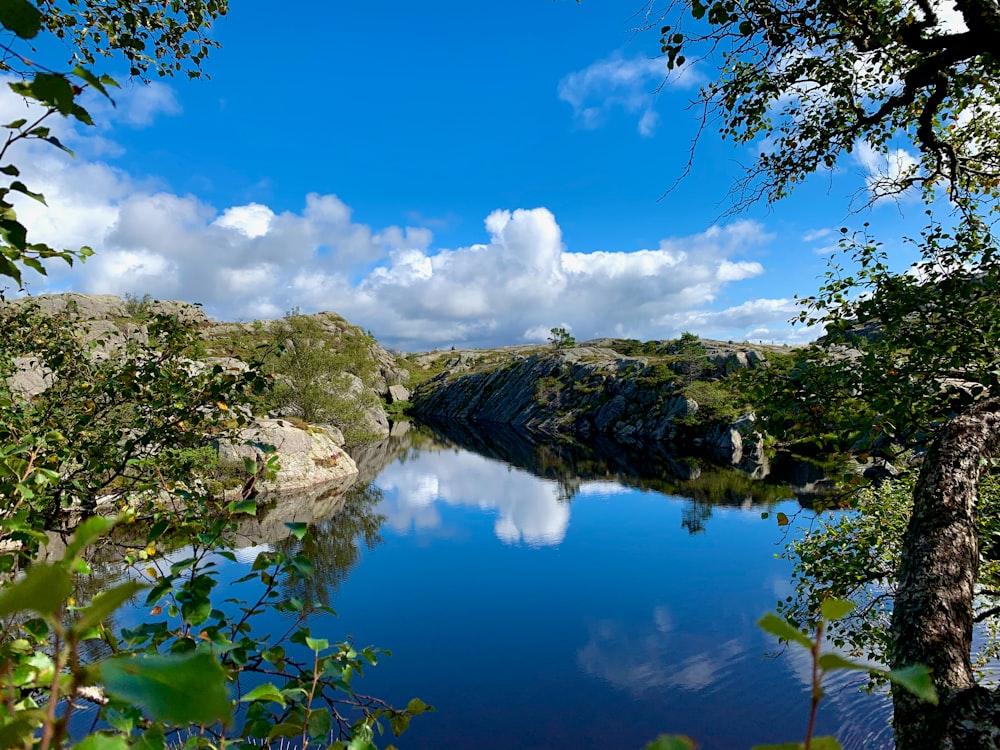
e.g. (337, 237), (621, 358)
(263, 314), (382, 442)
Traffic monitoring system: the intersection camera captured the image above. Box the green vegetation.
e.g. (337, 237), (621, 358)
(262, 313), (382, 443)
(780, 473), (1000, 678)
(649, 0), (1000, 743)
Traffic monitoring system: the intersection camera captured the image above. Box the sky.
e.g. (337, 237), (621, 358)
(6, 0), (938, 351)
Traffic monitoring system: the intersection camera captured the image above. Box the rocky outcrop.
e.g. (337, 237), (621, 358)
(4, 294), (407, 442)
(217, 418), (359, 495)
(410, 344), (769, 472)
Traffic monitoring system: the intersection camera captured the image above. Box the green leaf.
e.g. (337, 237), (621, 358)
(820, 597), (855, 622)
(0, 0), (42, 39)
(9, 181), (45, 203)
(645, 736), (699, 750)
(74, 734), (129, 750)
(0, 563), (72, 618)
(811, 738), (843, 749)
(887, 664), (939, 704)
(305, 636), (329, 652)
(20, 73), (77, 115)
(133, 726), (166, 750)
(181, 597), (212, 627)
(267, 722), (303, 740)
(72, 65), (118, 101)
(756, 613), (813, 649)
(285, 521), (308, 540)
(405, 697), (433, 715)
(227, 498), (257, 515)
(307, 708), (332, 739)
(75, 580), (145, 632)
(817, 652), (870, 673)
(241, 682), (286, 707)
(0, 710), (47, 747)
(98, 652), (231, 725)
(63, 515), (114, 560)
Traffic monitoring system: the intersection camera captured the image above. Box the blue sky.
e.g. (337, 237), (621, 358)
(8, 0), (933, 350)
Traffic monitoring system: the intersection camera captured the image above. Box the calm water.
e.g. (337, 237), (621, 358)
(119, 424), (895, 749)
(295, 425), (891, 749)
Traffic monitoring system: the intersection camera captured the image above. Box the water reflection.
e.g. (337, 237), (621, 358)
(577, 606), (745, 694)
(416, 417), (821, 507)
(375, 447), (572, 545)
(354, 420), (817, 542)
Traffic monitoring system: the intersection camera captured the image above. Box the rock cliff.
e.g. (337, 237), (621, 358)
(409, 339), (780, 473)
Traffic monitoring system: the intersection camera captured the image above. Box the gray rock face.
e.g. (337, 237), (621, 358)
(9, 356), (54, 398)
(411, 347), (768, 474)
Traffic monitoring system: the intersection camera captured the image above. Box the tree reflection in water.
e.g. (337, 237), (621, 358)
(274, 480), (386, 606)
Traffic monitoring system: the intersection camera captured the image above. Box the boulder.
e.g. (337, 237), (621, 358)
(388, 383), (411, 403)
(217, 418), (359, 494)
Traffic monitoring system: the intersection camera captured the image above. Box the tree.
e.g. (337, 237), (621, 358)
(263, 312), (383, 442)
(644, 0), (1000, 211)
(0, 4), (429, 747)
(645, 0), (1000, 745)
(548, 326), (576, 348)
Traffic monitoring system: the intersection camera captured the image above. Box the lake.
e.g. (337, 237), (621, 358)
(116, 422), (894, 749)
(259, 423), (893, 749)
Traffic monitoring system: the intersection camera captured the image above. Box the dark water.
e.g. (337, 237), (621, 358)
(120, 423), (895, 749)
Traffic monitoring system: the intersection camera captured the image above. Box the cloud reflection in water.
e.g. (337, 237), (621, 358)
(373, 448), (627, 546)
(577, 605), (745, 694)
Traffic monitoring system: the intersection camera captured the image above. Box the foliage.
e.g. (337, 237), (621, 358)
(262, 313), (382, 443)
(669, 332), (709, 384)
(0, 510), (430, 749)
(34, 0), (229, 80)
(121, 293), (154, 321)
(644, 598), (937, 750)
(678, 379), (743, 424)
(644, 0), (1000, 210)
(799, 220), (1000, 452)
(548, 326), (576, 349)
(0, 301), (267, 555)
(778, 471), (1000, 676)
(0, 5), (421, 747)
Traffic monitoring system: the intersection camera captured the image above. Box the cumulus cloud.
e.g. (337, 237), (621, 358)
(10, 136), (786, 347)
(558, 52), (703, 136)
(115, 81), (182, 128)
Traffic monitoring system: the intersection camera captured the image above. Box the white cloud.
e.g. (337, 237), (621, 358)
(558, 52), (703, 137)
(576, 608), (746, 693)
(10, 149), (787, 346)
(854, 140), (920, 201)
(116, 81), (182, 128)
(214, 203), (275, 239)
(801, 228), (833, 242)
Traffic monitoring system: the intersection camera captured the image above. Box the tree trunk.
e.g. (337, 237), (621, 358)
(891, 397), (1000, 749)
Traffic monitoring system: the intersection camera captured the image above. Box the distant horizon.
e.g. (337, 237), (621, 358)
(7, 289), (809, 354)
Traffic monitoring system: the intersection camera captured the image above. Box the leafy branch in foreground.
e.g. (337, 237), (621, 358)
(0, 510), (431, 749)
